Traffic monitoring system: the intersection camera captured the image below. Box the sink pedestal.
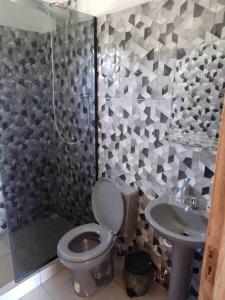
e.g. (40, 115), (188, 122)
(144, 198), (207, 299)
(168, 245), (195, 300)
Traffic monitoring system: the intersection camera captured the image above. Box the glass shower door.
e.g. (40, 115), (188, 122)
(0, 0), (96, 282)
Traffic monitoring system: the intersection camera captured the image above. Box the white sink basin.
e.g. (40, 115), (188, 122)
(145, 199), (208, 248)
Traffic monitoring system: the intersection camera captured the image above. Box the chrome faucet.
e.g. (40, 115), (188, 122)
(184, 197), (198, 212)
(175, 177), (191, 201)
(191, 197), (198, 209)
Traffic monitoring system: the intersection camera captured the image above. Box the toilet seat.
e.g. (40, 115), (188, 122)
(58, 178), (124, 265)
(57, 223), (114, 263)
(92, 178), (124, 233)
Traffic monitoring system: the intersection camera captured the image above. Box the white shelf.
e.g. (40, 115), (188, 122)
(166, 131), (218, 150)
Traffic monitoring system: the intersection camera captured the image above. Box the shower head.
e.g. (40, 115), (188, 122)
(42, 2), (70, 21)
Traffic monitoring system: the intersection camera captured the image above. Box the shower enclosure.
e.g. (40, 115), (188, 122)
(0, 0), (97, 283)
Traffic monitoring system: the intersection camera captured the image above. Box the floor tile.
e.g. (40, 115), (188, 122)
(19, 285), (53, 300)
(91, 281), (130, 300)
(1, 234), (10, 247)
(43, 269), (131, 300)
(136, 281), (167, 300)
(14, 267), (167, 300)
(43, 269), (82, 300)
(0, 255), (14, 288)
(0, 238), (10, 259)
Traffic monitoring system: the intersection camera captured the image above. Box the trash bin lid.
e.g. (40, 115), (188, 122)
(125, 251), (152, 275)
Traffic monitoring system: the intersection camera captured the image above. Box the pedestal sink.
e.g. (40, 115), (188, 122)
(145, 195), (208, 300)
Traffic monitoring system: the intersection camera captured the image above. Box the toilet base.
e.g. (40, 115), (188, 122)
(72, 253), (114, 297)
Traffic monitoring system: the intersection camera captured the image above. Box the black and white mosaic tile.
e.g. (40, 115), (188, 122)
(98, 0), (224, 213)
(52, 17), (96, 225)
(171, 39), (225, 138)
(0, 25), (56, 230)
(97, 0), (225, 298)
(0, 16), (95, 230)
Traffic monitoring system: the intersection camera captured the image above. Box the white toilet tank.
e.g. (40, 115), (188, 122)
(118, 184), (139, 240)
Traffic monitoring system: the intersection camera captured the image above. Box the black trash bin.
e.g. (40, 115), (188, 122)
(124, 251), (153, 297)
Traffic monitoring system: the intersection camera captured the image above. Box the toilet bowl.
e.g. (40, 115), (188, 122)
(57, 178), (125, 297)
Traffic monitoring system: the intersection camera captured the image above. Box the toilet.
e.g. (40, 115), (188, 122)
(57, 178), (139, 297)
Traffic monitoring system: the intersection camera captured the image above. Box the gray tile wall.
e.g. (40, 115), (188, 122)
(53, 18), (96, 225)
(171, 39), (225, 138)
(0, 26), (56, 230)
(97, 0), (225, 298)
(0, 175), (6, 233)
(0, 17), (95, 230)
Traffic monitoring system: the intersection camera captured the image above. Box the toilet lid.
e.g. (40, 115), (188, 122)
(92, 178), (124, 234)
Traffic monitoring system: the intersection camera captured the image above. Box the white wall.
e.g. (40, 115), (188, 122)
(76, 0), (150, 16)
(45, 0), (151, 16)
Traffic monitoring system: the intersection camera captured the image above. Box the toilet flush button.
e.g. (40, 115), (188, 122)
(74, 281), (80, 293)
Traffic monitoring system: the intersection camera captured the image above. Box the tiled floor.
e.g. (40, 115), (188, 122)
(0, 233), (14, 288)
(19, 257), (167, 300)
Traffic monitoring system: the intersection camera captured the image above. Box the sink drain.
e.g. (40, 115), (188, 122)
(181, 231), (189, 237)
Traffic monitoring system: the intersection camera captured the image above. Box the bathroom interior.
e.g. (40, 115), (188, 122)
(0, 0), (224, 299)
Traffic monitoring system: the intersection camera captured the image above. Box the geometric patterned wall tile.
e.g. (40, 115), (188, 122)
(171, 39), (225, 137)
(0, 175), (6, 233)
(98, 1), (225, 298)
(98, 0), (224, 207)
(0, 25), (56, 230)
(98, 0), (225, 102)
(46, 18), (96, 226)
(0, 17), (95, 230)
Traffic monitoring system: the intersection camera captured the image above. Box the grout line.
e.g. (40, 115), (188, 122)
(41, 285), (55, 300)
(0, 252), (11, 261)
(0, 237), (10, 250)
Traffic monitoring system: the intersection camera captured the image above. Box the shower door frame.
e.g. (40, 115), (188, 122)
(0, 6), (99, 283)
(94, 17), (99, 181)
(199, 96), (225, 300)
